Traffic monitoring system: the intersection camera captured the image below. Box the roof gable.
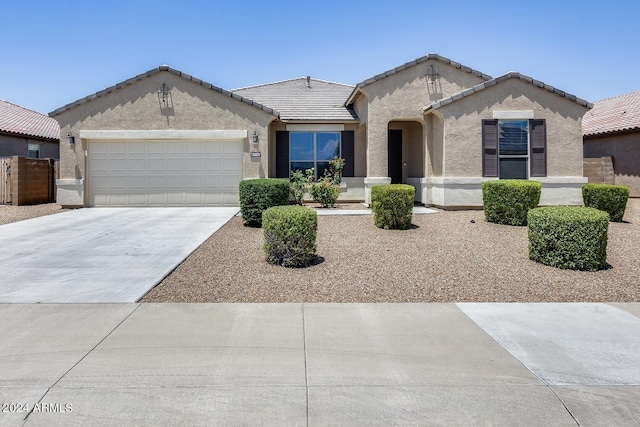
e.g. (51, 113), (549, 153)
(232, 77), (357, 122)
(423, 72), (592, 113)
(0, 100), (60, 141)
(346, 53), (492, 105)
(49, 65), (279, 117)
(583, 90), (640, 136)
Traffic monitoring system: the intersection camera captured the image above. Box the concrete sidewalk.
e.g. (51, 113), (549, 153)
(1, 303), (639, 426)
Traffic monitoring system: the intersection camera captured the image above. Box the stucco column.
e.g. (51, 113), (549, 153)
(364, 120), (391, 205)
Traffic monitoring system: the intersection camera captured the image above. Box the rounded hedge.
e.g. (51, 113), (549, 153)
(263, 205), (317, 268)
(582, 183), (629, 222)
(528, 206), (609, 271)
(482, 180), (542, 226)
(371, 184), (415, 230)
(239, 179), (290, 227)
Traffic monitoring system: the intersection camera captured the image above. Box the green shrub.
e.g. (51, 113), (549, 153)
(263, 206), (317, 267)
(310, 177), (340, 207)
(582, 183), (629, 222)
(528, 206), (609, 271)
(239, 179), (290, 227)
(371, 184), (415, 230)
(482, 180), (542, 226)
(290, 168), (314, 205)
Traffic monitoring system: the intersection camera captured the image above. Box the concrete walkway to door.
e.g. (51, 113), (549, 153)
(0, 207), (239, 303)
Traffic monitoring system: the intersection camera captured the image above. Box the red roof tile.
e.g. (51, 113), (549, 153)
(583, 90), (640, 137)
(0, 100), (60, 140)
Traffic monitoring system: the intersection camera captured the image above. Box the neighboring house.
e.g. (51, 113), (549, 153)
(0, 100), (60, 159)
(51, 54), (591, 208)
(583, 91), (640, 197)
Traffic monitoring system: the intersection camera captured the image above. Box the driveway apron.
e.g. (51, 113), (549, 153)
(0, 207), (239, 303)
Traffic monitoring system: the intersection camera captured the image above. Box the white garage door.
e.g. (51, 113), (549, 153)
(87, 138), (242, 207)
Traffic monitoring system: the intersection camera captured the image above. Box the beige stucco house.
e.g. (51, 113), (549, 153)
(51, 54), (592, 208)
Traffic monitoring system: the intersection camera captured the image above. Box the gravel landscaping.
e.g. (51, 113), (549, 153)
(0, 203), (68, 225)
(143, 199), (640, 303)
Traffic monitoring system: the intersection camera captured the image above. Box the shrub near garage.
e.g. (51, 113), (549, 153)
(371, 184), (415, 230)
(263, 205), (317, 267)
(528, 206), (609, 271)
(582, 183), (629, 222)
(482, 180), (541, 226)
(239, 179), (290, 227)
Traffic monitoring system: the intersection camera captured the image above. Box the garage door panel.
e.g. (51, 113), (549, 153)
(185, 158), (203, 171)
(129, 142), (146, 154)
(206, 141), (225, 153)
(148, 142), (165, 154)
(186, 142), (203, 154)
(223, 141), (242, 154)
(111, 142), (127, 155)
(167, 142), (183, 154)
(148, 159), (165, 172)
(128, 158), (146, 172)
(88, 138), (242, 207)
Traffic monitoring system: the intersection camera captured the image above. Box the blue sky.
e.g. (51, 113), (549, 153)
(2, 0), (639, 114)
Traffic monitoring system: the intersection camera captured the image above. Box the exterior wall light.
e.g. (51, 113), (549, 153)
(252, 131), (259, 143)
(426, 64), (440, 87)
(67, 133), (75, 144)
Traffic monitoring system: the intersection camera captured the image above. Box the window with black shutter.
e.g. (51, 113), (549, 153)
(482, 119), (546, 179)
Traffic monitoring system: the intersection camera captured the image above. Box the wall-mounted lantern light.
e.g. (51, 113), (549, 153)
(67, 133), (75, 144)
(252, 131), (259, 143)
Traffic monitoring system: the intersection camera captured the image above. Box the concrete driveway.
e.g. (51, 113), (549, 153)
(0, 207), (239, 303)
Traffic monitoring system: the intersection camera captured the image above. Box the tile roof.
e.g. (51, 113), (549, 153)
(346, 53), (493, 105)
(423, 72), (593, 113)
(0, 100), (60, 141)
(233, 77), (357, 122)
(49, 65), (279, 117)
(582, 90), (640, 137)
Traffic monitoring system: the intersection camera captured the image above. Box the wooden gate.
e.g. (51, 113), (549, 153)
(0, 157), (10, 204)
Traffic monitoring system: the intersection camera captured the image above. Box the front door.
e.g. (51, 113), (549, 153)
(388, 129), (402, 184)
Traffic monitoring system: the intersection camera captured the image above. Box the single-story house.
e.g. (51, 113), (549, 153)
(51, 53), (592, 208)
(1, 100), (60, 159)
(583, 90), (640, 197)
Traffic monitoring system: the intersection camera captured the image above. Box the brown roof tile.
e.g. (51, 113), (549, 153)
(0, 100), (60, 141)
(233, 77), (357, 122)
(582, 90), (640, 136)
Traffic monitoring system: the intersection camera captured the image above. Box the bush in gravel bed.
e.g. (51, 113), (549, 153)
(582, 183), (629, 222)
(263, 205), (317, 267)
(310, 177), (340, 207)
(371, 184), (415, 230)
(239, 179), (290, 227)
(528, 206), (609, 271)
(482, 180), (541, 226)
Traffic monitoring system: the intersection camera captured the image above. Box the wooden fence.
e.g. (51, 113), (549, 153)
(0, 156), (57, 205)
(0, 157), (10, 204)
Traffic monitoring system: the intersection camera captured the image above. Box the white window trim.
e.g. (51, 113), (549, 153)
(286, 124), (344, 132)
(493, 110), (534, 119)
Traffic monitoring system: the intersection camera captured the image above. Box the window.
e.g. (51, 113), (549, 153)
(276, 130), (355, 179)
(482, 119), (546, 178)
(27, 143), (40, 159)
(498, 120), (528, 179)
(289, 131), (341, 179)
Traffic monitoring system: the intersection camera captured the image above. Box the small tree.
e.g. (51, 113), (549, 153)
(290, 168), (314, 205)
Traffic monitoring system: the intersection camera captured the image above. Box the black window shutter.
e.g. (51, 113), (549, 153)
(341, 130), (355, 177)
(482, 120), (498, 177)
(275, 131), (289, 178)
(529, 119), (546, 177)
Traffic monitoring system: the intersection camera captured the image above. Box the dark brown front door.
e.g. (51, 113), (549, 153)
(388, 129), (402, 184)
